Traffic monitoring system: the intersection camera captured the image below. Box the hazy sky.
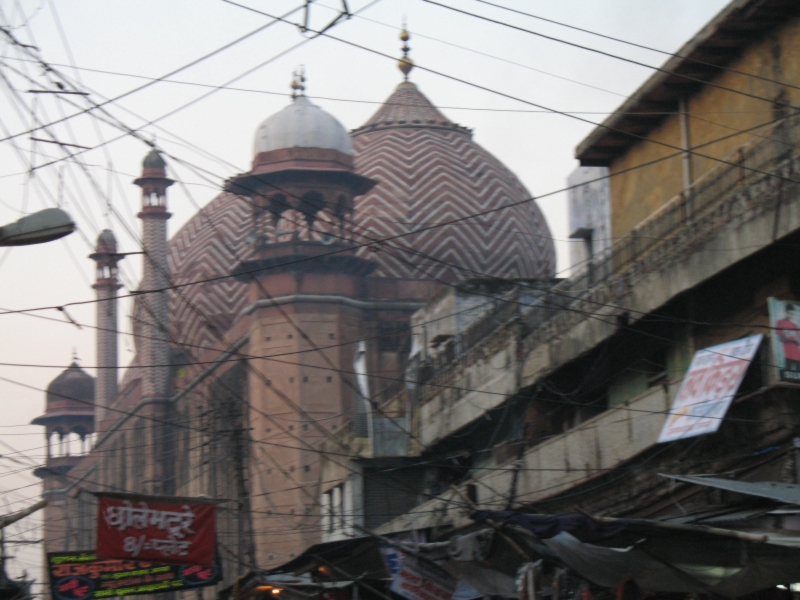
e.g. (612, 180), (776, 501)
(0, 0), (729, 585)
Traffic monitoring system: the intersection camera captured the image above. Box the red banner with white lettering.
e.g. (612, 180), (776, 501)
(96, 494), (216, 567)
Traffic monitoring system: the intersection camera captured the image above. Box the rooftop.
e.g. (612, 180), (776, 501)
(576, 0), (799, 166)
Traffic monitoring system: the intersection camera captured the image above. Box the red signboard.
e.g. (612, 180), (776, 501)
(96, 494), (216, 567)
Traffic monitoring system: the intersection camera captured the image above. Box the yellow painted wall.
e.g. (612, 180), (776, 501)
(609, 15), (800, 239)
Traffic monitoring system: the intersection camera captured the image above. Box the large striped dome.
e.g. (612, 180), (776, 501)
(350, 82), (555, 283)
(155, 82), (555, 357)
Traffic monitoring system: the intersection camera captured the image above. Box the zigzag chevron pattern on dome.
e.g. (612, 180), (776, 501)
(351, 83), (555, 282)
(166, 193), (253, 357)
(123, 81), (555, 364)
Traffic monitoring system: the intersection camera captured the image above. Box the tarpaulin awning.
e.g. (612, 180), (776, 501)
(268, 537), (392, 581)
(472, 509), (800, 597)
(413, 529), (522, 598)
(661, 474), (800, 505)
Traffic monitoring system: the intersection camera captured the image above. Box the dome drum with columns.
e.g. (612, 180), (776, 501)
(135, 148), (173, 212)
(32, 361), (95, 473)
(227, 78), (377, 251)
(89, 229), (122, 284)
(225, 171), (373, 247)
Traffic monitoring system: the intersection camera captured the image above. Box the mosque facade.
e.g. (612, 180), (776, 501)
(32, 40), (555, 590)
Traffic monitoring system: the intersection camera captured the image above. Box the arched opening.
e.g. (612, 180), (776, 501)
(74, 427), (87, 455)
(143, 190), (165, 208)
(275, 209), (307, 242)
(48, 430), (60, 458)
(96, 265), (115, 279)
(313, 209), (337, 245)
(53, 428), (64, 457)
(334, 195), (352, 240)
(260, 194), (288, 243)
(64, 431), (79, 456)
(299, 191), (326, 229)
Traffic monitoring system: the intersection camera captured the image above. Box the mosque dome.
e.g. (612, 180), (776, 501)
(253, 96), (352, 156)
(143, 149), (166, 169)
(159, 82), (554, 357)
(96, 229), (117, 252)
(350, 82), (555, 282)
(32, 362), (95, 425)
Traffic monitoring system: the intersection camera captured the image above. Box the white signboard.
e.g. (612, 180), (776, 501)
(657, 334), (762, 443)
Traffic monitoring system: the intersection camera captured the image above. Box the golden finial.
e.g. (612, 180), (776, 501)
(290, 66), (306, 99)
(398, 21), (413, 80)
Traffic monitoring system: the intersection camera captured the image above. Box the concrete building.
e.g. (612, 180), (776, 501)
(566, 166), (611, 279)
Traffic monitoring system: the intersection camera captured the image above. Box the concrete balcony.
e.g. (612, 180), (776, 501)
(378, 381), (675, 534)
(521, 116), (800, 384)
(378, 363), (799, 535)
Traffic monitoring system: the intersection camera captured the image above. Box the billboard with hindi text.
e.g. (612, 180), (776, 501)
(96, 493), (216, 566)
(47, 551), (221, 600)
(657, 335), (762, 443)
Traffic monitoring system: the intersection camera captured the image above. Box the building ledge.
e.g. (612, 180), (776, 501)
(523, 120), (800, 384)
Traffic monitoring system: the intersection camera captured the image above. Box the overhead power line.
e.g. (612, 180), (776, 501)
(219, 0), (800, 188)
(470, 0), (800, 93)
(0, 2), (306, 143)
(2, 54), (749, 116)
(0, 103), (794, 320)
(423, 0), (800, 112)
(2, 0), (417, 515)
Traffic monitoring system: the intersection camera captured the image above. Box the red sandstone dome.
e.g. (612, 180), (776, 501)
(350, 82), (554, 281)
(163, 83), (555, 356)
(32, 362), (95, 425)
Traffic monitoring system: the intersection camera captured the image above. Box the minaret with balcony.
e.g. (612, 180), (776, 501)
(134, 149), (173, 401)
(226, 72), (378, 565)
(133, 149), (174, 493)
(89, 229), (122, 435)
(31, 361), (95, 551)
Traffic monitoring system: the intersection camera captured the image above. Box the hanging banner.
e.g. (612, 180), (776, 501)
(768, 298), (800, 382)
(96, 493), (216, 566)
(47, 551), (221, 600)
(657, 334), (762, 443)
(390, 555), (456, 600)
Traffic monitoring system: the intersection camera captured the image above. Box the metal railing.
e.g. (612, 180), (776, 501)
(523, 115), (800, 341)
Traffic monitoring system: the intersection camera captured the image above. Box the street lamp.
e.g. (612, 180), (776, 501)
(0, 208), (75, 246)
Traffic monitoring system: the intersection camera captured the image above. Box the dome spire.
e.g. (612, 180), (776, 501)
(290, 66), (306, 100)
(398, 22), (413, 81)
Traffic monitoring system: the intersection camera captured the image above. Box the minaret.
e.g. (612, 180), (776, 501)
(226, 71), (378, 564)
(133, 149), (174, 494)
(31, 362), (95, 550)
(89, 229), (122, 435)
(133, 149), (173, 401)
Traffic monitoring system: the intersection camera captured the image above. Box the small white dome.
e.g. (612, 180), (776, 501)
(253, 96), (352, 155)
